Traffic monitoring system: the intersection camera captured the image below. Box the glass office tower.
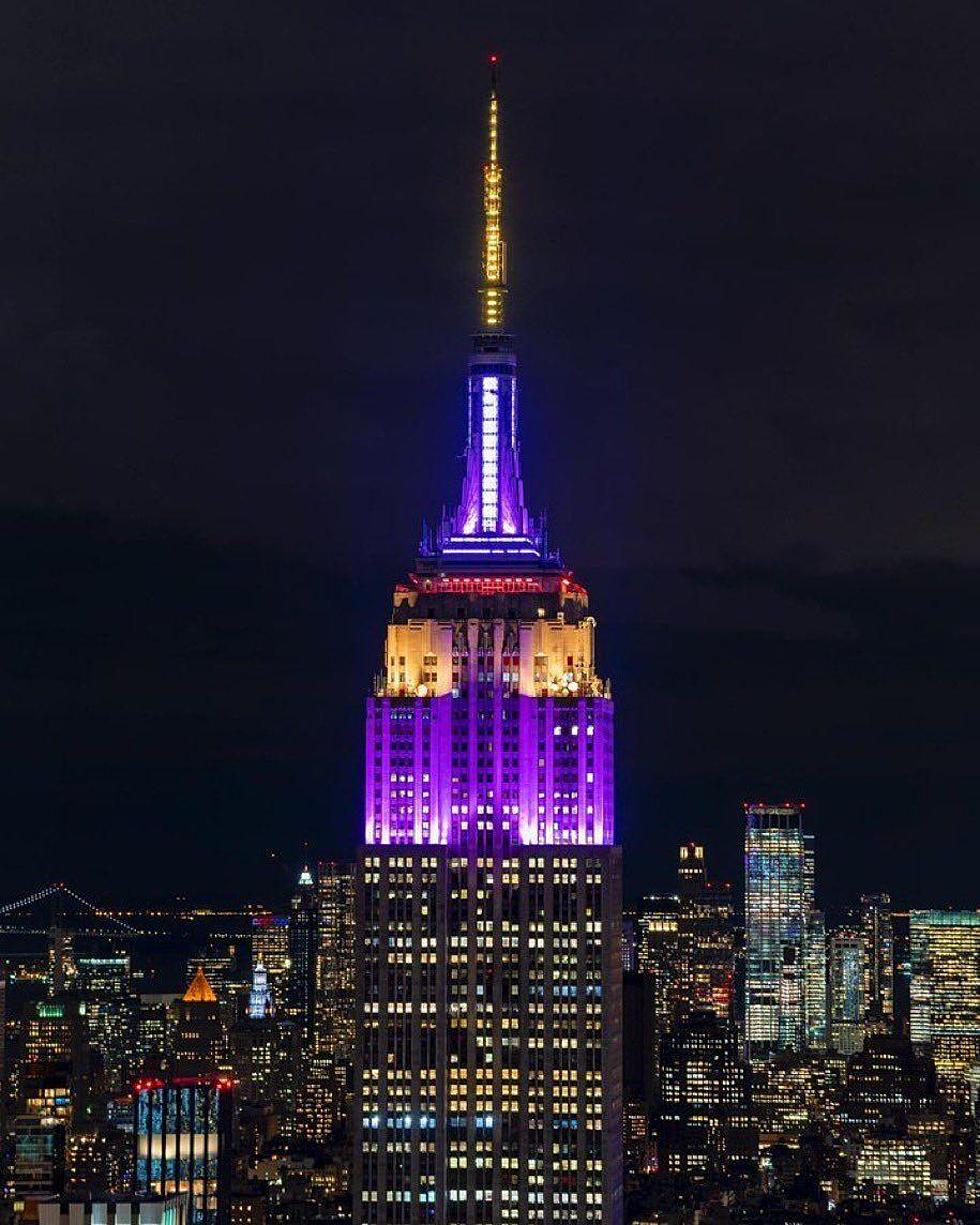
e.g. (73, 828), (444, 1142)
(743, 801), (823, 1061)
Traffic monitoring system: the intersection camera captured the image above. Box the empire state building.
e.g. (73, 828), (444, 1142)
(354, 61), (623, 1225)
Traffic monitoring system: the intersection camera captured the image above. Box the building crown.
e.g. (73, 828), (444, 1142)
(183, 965), (217, 1004)
(420, 58), (557, 570)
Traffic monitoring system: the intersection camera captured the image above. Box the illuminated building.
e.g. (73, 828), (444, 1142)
(248, 963), (270, 1021)
(75, 953), (137, 1093)
(635, 894), (679, 1081)
(621, 1099), (651, 1177)
(860, 893), (895, 1025)
(18, 997), (95, 1126)
(828, 925), (865, 1056)
(744, 801), (824, 1060)
(228, 1010), (298, 1127)
(675, 843), (735, 1022)
(286, 867), (318, 1050)
(804, 908), (827, 1050)
(173, 968), (224, 1075)
(132, 1074), (233, 1225)
(137, 993), (179, 1072)
(185, 946), (247, 1020)
(855, 1136), (931, 1199)
(655, 1011), (757, 1184)
(839, 1035), (936, 1132)
(230, 1182), (268, 1225)
(65, 1125), (131, 1195)
(752, 1051), (846, 1143)
(250, 915), (289, 996)
(910, 909), (980, 1094)
(316, 859), (355, 1061)
(296, 1049), (345, 1142)
(354, 58), (622, 1225)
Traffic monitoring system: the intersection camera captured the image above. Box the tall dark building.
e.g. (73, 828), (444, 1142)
(860, 893), (895, 1026)
(839, 1034), (937, 1132)
(316, 859), (355, 1061)
(286, 867), (318, 1051)
(173, 968), (224, 1075)
(675, 844), (735, 1023)
(353, 60), (623, 1225)
(656, 1011), (757, 1184)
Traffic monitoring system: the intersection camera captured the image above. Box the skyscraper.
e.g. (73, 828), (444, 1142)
(909, 910), (980, 1095)
(674, 843), (735, 1022)
(354, 60), (622, 1225)
(316, 859), (355, 1061)
(743, 801), (822, 1061)
(249, 963), (271, 1021)
(286, 867), (318, 1051)
(251, 914), (290, 999)
(828, 925), (865, 1056)
(173, 967), (224, 1074)
(132, 1074), (234, 1225)
(860, 893), (895, 1026)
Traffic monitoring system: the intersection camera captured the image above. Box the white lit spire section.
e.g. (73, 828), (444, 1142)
(480, 375), (499, 531)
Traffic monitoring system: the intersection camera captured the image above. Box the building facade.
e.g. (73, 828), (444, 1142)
(860, 893), (895, 1025)
(132, 1074), (233, 1225)
(354, 62), (623, 1225)
(828, 925), (865, 1057)
(286, 868), (318, 1052)
(743, 801), (823, 1061)
(655, 1011), (757, 1184)
(910, 910), (980, 1095)
(675, 844), (735, 1023)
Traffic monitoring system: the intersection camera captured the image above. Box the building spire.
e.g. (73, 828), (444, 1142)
(480, 54), (506, 332)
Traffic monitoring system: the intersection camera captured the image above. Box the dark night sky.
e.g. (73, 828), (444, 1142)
(4, 2), (980, 909)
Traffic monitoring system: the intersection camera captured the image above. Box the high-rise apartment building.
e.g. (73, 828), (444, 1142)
(910, 910), (980, 1094)
(354, 61), (623, 1225)
(743, 801), (823, 1061)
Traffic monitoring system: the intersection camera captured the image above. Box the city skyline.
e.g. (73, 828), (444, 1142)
(5, 12), (980, 1218)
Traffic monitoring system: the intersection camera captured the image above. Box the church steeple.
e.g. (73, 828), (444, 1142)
(419, 58), (557, 569)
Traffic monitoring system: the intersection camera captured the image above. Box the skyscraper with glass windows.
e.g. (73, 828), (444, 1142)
(828, 925), (865, 1056)
(910, 910), (980, 1095)
(354, 60), (622, 1225)
(743, 801), (824, 1061)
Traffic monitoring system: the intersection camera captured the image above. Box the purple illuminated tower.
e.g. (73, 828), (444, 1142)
(354, 60), (622, 1225)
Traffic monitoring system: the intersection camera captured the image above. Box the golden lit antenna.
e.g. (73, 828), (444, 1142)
(481, 53), (506, 331)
